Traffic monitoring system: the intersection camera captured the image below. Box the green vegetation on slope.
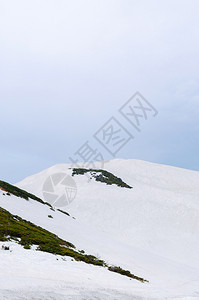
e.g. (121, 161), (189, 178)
(0, 206), (147, 282)
(72, 168), (132, 189)
(108, 266), (148, 282)
(57, 209), (70, 217)
(0, 206), (105, 266)
(0, 180), (52, 207)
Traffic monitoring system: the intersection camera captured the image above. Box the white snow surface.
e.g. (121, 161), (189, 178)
(0, 159), (199, 299)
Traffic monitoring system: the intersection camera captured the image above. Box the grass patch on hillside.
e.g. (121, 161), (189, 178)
(0, 207), (105, 266)
(57, 209), (70, 217)
(72, 169), (132, 189)
(0, 206), (148, 282)
(0, 180), (52, 208)
(108, 266), (148, 282)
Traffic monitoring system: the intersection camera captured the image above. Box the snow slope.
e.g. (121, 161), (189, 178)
(0, 241), (145, 300)
(17, 159), (199, 266)
(0, 159), (199, 299)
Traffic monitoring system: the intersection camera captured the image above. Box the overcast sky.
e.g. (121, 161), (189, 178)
(0, 0), (199, 183)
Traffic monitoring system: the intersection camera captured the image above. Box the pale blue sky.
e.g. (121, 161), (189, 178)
(0, 0), (199, 183)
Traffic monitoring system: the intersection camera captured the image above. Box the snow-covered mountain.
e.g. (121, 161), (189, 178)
(1, 159), (199, 299)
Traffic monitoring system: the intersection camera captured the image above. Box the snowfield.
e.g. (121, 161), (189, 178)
(0, 159), (199, 299)
(0, 242), (145, 300)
